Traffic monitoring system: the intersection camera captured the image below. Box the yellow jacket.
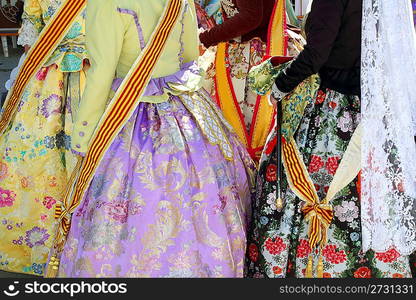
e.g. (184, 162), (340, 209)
(72, 0), (200, 154)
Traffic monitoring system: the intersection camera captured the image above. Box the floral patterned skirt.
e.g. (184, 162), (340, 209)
(56, 91), (256, 278)
(247, 89), (415, 278)
(0, 65), (83, 276)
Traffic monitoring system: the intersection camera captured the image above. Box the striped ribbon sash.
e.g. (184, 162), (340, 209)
(282, 124), (361, 278)
(0, 0), (86, 134)
(46, 0), (184, 278)
(214, 0), (286, 162)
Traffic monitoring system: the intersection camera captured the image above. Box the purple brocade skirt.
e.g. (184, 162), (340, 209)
(57, 90), (256, 277)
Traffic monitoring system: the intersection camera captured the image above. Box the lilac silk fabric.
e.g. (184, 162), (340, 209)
(57, 93), (256, 278)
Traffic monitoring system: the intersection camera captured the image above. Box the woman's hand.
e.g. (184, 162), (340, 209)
(24, 45), (31, 53)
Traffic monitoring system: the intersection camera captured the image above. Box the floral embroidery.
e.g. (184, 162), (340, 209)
(247, 89), (413, 278)
(322, 244), (347, 264)
(24, 227), (50, 248)
(35, 68), (48, 81)
(265, 164), (277, 182)
(296, 239), (312, 258)
(0, 188), (16, 208)
(42, 196), (57, 210)
(0, 161), (8, 181)
(325, 156), (340, 175)
(308, 155), (325, 173)
(354, 267), (372, 278)
(375, 249), (401, 263)
(0, 0), (86, 276)
(334, 200), (359, 223)
(264, 237), (286, 255)
(248, 243), (259, 262)
(40, 94), (62, 118)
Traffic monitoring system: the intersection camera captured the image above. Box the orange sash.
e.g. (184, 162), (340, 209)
(214, 0), (286, 161)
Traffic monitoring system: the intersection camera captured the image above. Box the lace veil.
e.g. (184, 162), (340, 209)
(361, 0), (416, 255)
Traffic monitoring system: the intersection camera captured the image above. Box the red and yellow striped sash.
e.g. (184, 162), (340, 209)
(46, 0), (184, 278)
(282, 124), (361, 277)
(282, 138), (333, 278)
(214, 0), (286, 162)
(0, 0), (86, 134)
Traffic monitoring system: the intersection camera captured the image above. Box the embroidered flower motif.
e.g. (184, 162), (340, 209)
(337, 111), (353, 133)
(354, 266), (371, 278)
(42, 196), (57, 210)
(24, 227), (50, 248)
(0, 188), (16, 207)
(328, 101), (337, 109)
(266, 192), (277, 211)
(325, 156), (340, 175)
(265, 237), (286, 255)
(392, 273), (404, 278)
(266, 164), (277, 182)
(21, 177), (30, 188)
(308, 155), (324, 173)
(40, 94), (62, 118)
(334, 200), (359, 223)
(296, 239), (312, 258)
(375, 248), (401, 263)
(48, 176), (57, 187)
(315, 90), (326, 104)
(248, 243), (259, 262)
(323, 272), (332, 278)
(0, 161), (8, 181)
(104, 201), (129, 224)
(350, 232), (360, 242)
(35, 68), (48, 81)
(322, 244), (347, 264)
(32, 263), (45, 275)
(272, 266), (282, 275)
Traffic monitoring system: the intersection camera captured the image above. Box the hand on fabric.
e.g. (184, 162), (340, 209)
(247, 57), (292, 96)
(24, 45), (30, 53)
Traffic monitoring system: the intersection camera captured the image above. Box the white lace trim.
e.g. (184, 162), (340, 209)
(17, 18), (39, 47)
(361, 0), (416, 255)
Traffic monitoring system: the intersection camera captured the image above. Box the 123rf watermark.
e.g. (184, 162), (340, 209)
(3, 281), (127, 297)
(279, 284), (414, 295)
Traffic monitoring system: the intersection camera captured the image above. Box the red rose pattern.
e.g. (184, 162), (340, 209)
(265, 237), (286, 255)
(325, 156), (340, 175)
(322, 244), (347, 264)
(375, 248), (400, 263)
(273, 266), (282, 275)
(248, 243), (259, 262)
(308, 155), (324, 173)
(315, 90), (326, 104)
(266, 164), (277, 182)
(354, 267), (372, 278)
(296, 239), (312, 258)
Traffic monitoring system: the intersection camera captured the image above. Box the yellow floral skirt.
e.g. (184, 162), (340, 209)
(0, 65), (84, 276)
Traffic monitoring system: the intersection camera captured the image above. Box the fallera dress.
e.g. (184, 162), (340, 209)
(51, 0), (256, 278)
(0, 0), (86, 276)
